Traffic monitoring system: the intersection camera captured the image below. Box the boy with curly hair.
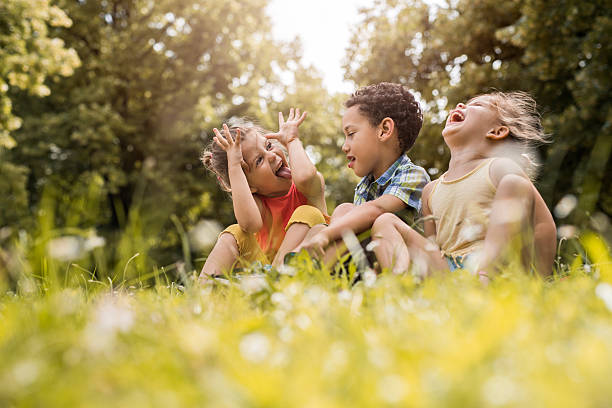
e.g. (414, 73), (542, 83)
(293, 82), (429, 266)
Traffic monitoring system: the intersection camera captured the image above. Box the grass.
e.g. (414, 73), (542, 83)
(0, 232), (611, 407)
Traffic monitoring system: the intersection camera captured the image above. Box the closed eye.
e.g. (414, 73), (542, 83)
(256, 156), (263, 167)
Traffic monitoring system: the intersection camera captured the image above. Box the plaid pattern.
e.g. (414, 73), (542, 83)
(353, 154), (430, 213)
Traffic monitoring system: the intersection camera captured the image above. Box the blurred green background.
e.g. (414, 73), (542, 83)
(1, 0), (610, 284)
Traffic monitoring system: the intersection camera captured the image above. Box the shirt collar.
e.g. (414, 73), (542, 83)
(355, 154), (409, 193)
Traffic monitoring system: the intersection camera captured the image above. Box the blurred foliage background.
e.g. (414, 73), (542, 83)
(0, 0), (610, 284)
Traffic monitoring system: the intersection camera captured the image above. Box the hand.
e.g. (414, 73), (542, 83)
(477, 271), (491, 286)
(264, 108), (307, 146)
(213, 124), (246, 168)
(294, 230), (329, 259)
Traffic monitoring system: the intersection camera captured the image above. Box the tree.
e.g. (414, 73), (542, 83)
(8, 0), (342, 273)
(0, 0), (80, 226)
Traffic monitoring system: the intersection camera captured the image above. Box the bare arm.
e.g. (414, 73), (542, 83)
(296, 194), (408, 256)
(214, 125), (263, 233)
(265, 108), (327, 213)
(533, 186), (556, 276)
(479, 158), (540, 276)
(421, 181), (437, 239)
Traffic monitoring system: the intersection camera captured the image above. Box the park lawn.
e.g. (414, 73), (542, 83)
(1, 238), (612, 407)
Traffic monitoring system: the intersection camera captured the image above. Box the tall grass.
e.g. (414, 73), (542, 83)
(1, 220), (612, 406)
(1, 181), (611, 406)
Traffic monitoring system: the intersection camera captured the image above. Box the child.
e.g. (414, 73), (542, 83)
(370, 91), (557, 280)
(200, 108), (329, 277)
(293, 83), (430, 266)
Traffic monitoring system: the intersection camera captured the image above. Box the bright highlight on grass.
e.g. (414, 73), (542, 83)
(1, 235), (612, 406)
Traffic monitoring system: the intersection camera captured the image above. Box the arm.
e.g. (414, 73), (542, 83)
(297, 194), (408, 256)
(265, 108), (326, 212)
(421, 181), (437, 239)
(214, 125), (263, 233)
(533, 186), (557, 276)
(478, 158), (538, 277)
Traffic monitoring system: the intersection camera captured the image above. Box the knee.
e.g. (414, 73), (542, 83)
(331, 203), (354, 222)
(287, 205), (326, 229)
(371, 213), (400, 234)
(333, 203), (354, 216)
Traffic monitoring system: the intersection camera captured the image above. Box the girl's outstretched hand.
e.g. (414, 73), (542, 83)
(213, 124), (246, 168)
(265, 108), (307, 146)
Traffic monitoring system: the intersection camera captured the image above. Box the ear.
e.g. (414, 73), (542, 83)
(378, 117), (395, 142)
(486, 125), (510, 140)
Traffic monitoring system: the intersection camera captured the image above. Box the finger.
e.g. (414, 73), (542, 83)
(264, 132), (281, 140)
(222, 124), (233, 144)
(289, 107), (295, 121)
(296, 110), (307, 125)
(235, 128), (241, 145)
(212, 129), (228, 147)
(214, 126), (228, 145)
(295, 108), (300, 120)
(278, 111), (284, 127)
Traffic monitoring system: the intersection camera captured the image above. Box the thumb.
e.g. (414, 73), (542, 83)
(264, 132), (281, 140)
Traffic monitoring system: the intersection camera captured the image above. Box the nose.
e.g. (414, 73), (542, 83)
(342, 139), (350, 153)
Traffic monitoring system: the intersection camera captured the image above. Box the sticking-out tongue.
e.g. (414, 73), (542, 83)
(276, 165), (292, 179)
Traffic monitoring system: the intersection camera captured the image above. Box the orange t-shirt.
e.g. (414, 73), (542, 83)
(256, 183), (308, 258)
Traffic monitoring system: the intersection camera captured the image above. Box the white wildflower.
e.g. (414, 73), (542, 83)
(189, 220), (223, 251)
(239, 332), (270, 363)
(239, 275), (268, 295)
(47, 236), (83, 261)
(595, 283), (612, 312)
(554, 194), (577, 219)
(378, 374), (407, 404)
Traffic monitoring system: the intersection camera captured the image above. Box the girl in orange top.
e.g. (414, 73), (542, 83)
(200, 109), (329, 277)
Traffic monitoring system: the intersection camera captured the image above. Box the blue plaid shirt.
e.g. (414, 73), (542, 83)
(353, 154), (430, 214)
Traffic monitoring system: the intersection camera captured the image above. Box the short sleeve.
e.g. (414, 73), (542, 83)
(382, 164), (430, 212)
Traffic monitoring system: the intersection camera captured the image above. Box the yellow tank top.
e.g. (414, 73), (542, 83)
(429, 158), (497, 257)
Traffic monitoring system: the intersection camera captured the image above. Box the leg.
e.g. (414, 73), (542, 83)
(273, 205), (327, 266)
(200, 232), (239, 277)
(330, 203), (354, 223)
(371, 213), (447, 275)
(273, 222), (311, 266)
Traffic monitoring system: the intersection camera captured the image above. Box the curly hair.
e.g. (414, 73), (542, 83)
(345, 82), (423, 152)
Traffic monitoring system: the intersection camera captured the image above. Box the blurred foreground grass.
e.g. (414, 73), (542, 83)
(1, 234), (612, 407)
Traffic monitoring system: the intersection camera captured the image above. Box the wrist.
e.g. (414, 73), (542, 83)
(286, 137), (301, 146)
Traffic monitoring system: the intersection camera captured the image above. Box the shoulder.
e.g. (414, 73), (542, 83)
(421, 180), (438, 211)
(390, 155), (430, 185)
(489, 157), (529, 187)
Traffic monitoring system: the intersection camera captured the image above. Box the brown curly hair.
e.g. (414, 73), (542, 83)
(345, 82), (423, 152)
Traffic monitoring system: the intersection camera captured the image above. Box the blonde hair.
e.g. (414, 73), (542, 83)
(200, 118), (269, 192)
(473, 91), (550, 179)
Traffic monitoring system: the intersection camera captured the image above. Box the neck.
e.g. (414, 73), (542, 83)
(373, 151), (402, 180)
(447, 139), (493, 170)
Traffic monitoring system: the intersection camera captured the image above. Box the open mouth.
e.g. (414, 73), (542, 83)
(275, 162), (292, 179)
(347, 156), (356, 168)
(448, 110), (465, 123)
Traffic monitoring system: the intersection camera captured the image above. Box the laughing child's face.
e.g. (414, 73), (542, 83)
(341, 105), (384, 178)
(240, 132), (292, 197)
(442, 95), (500, 143)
